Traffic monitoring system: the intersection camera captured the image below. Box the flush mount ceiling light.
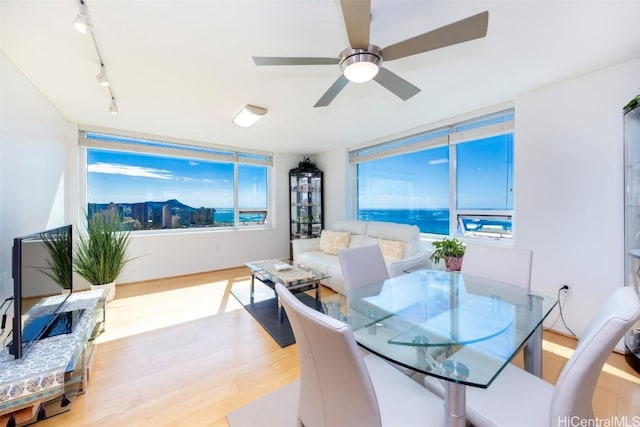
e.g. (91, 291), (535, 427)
(96, 65), (109, 87)
(233, 105), (267, 128)
(339, 46), (382, 83)
(72, 1), (92, 34)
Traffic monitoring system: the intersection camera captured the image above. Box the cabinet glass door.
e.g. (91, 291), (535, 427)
(624, 105), (640, 373)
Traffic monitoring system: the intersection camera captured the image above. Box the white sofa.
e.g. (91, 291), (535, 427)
(292, 220), (432, 293)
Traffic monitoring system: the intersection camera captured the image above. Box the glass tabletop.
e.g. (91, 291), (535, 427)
(244, 259), (330, 287)
(321, 269), (558, 388)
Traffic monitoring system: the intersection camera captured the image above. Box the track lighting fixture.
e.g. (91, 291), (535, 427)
(73, 1), (120, 116)
(72, 1), (91, 34)
(109, 98), (118, 115)
(96, 65), (109, 87)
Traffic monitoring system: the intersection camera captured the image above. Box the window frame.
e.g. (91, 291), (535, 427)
(350, 107), (515, 241)
(77, 126), (273, 233)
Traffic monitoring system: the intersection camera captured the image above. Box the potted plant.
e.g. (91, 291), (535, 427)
(39, 227), (73, 290)
(430, 237), (465, 272)
(74, 211), (133, 302)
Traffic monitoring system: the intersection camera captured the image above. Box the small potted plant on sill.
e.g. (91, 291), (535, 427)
(430, 237), (465, 272)
(74, 211), (134, 302)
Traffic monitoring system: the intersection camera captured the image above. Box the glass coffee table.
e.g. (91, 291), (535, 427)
(244, 259), (329, 322)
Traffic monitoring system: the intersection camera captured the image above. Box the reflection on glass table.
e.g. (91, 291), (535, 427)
(320, 269), (557, 427)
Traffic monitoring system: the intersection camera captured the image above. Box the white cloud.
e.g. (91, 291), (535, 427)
(88, 163), (173, 180)
(428, 158), (449, 165)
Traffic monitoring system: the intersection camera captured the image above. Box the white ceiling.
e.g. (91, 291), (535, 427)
(1, 1), (639, 155)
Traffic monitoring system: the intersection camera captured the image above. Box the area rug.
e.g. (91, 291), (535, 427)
(226, 380), (299, 427)
(230, 280), (321, 347)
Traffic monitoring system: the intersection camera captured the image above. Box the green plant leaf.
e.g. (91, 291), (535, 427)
(429, 237), (465, 265)
(73, 211), (134, 285)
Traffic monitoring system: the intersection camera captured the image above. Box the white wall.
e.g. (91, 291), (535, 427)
(108, 152), (299, 285)
(0, 52), (70, 342)
(4, 39), (639, 345)
(516, 59), (640, 340)
(0, 47), (301, 292)
(314, 148), (349, 229)
(318, 58), (640, 344)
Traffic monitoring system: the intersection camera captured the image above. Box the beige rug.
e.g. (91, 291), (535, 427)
(226, 381), (299, 427)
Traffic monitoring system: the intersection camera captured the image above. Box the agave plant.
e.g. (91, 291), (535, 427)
(74, 211), (132, 286)
(39, 227), (73, 290)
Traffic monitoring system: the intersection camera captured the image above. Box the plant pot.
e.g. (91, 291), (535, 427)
(91, 280), (116, 303)
(445, 256), (463, 272)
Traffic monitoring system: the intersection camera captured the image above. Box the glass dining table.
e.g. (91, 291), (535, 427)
(320, 269), (558, 427)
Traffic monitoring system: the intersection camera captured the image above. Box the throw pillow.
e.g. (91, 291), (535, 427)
(318, 230), (351, 255)
(378, 238), (405, 262)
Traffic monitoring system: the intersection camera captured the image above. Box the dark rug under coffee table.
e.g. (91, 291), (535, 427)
(230, 281), (321, 348)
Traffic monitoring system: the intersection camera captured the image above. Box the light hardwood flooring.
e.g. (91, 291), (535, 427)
(35, 267), (640, 426)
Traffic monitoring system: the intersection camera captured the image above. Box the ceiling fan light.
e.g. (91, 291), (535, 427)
(233, 105), (267, 128)
(343, 61), (379, 83)
(72, 4), (92, 34)
(339, 46), (382, 83)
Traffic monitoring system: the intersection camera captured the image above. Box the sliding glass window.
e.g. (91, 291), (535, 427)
(352, 109), (514, 240)
(79, 130), (272, 231)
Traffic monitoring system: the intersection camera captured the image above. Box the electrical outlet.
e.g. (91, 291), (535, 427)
(560, 283), (572, 297)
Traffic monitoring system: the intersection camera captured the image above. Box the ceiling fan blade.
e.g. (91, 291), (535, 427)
(253, 57), (339, 66)
(314, 75), (350, 108)
(340, 0), (371, 49)
(373, 68), (421, 101)
(382, 11), (489, 62)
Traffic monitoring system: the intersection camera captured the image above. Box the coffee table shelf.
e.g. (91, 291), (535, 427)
(244, 259), (329, 322)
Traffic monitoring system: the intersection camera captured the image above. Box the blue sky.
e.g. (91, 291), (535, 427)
(87, 149), (266, 208)
(358, 134), (513, 210)
(88, 133), (512, 211)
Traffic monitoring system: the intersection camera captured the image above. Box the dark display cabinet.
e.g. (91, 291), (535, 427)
(290, 168), (323, 244)
(624, 100), (640, 373)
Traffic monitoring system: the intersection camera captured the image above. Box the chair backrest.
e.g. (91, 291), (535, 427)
(550, 286), (640, 423)
(275, 283), (382, 427)
(461, 243), (533, 290)
(339, 245), (390, 292)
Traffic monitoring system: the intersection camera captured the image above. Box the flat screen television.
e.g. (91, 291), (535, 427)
(8, 225), (76, 359)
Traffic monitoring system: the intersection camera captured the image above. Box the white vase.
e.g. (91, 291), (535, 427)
(91, 280), (116, 302)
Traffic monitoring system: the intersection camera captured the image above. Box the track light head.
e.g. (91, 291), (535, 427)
(96, 66), (109, 87)
(72, 3), (92, 34)
(109, 99), (118, 115)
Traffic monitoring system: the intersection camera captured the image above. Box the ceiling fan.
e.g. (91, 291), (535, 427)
(252, 0), (488, 108)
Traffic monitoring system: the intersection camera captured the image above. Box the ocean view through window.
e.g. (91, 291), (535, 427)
(353, 109), (514, 239)
(81, 131), (271, 230)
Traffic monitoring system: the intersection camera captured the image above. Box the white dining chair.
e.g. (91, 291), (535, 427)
(461, 243), (533, 290)
(339, 245), (390, 292)
(338, 245), (419, 375)
(275, 282), (445, 427)
(434, 286), (640, 427)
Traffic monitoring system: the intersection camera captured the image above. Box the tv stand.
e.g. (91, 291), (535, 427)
(0, 289), (106, 425)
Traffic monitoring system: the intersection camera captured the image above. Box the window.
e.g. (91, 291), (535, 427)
(352, 109), (514, 239)
(80, 130), (271, 230)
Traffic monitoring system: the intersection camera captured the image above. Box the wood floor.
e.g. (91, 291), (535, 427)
(36, 267), (640, 427)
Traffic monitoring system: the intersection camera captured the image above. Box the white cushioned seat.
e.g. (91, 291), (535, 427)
(425, 286), (640, 427)
(276, 282), (445, 427)
(292, 220), (431, 293)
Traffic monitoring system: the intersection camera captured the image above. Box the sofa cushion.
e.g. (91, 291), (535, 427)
(318, 230), (350, 255)
(378, 238), (405, 262)
(365, 222), (420, 256)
